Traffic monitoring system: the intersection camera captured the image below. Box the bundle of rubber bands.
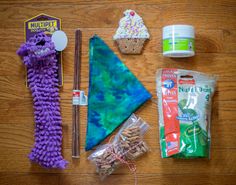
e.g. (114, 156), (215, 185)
(88, 114), (149, 180)
(17, 32), (68, 169)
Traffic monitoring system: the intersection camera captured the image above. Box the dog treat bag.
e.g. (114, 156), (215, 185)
(156, 69), (216, 158)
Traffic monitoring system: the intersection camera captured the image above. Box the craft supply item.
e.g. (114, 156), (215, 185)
(52, 30), (68, 51)
(162, 25), (195, 57)
(156, 69), (216, 158)
(72, 29), (82, 158)
(88, 114), (149, 180)
(113, 9), (150, 54)
(119, 126), (149, 160)
(24, 13), (63, 86)
(17, 32), (68, 169)
(91, 144), (124, 177)
(85, 35), (151, 151)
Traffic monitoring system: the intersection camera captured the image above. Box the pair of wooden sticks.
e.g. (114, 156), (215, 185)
(72, 30), (82, 158)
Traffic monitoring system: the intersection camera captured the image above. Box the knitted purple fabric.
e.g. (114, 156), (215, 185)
(17, 33), (68, 169)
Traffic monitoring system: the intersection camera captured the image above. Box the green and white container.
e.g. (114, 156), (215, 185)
(163, 25), (195, 58)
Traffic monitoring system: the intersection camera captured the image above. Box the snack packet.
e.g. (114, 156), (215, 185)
(156, 69), (217, 158)
(88, 114), (149, 179)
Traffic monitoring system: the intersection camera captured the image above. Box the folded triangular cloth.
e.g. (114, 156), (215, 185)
(85, 35), (151, 151)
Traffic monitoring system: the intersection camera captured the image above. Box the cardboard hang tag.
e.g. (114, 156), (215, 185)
(24, 13), (64, 87)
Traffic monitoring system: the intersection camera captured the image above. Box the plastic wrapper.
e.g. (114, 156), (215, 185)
(88, 114), (149, 179)
(156, 69), (217, 158)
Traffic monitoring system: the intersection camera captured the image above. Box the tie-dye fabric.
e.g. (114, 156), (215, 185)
(85, 35), (151, 151)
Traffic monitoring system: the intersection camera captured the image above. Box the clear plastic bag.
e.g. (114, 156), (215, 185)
(156, 69), (217, 158)
(88, 114), (149, 179)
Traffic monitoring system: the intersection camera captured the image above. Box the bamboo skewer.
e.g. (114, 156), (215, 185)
(72, 29), (82, 158)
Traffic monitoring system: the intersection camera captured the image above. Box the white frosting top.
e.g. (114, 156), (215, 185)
(113, 9), (150, 39)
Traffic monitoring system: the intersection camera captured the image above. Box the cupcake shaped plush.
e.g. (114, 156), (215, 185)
(113, 9), (150, 54)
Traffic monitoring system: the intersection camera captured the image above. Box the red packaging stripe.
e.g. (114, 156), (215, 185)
(161, 69), (180, 156)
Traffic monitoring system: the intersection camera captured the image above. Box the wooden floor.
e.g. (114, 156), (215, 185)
(0, 0), (236, 184)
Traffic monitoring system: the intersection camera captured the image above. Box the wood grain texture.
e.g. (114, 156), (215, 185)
(1, 173), (236, 185)
(0, 0), (236, 185)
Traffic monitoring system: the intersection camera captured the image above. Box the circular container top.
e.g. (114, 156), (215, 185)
(163, 25), (195, 39)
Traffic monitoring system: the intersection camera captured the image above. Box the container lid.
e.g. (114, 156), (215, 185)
(163, 25), (195, 39)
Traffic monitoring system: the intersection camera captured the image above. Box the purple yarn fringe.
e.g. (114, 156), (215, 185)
(17, 33), (68, 169)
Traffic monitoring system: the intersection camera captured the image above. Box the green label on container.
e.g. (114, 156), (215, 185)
(163, 38), (195, 52)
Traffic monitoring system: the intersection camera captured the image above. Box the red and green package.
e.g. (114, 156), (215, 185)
(156, 69), (217, 158)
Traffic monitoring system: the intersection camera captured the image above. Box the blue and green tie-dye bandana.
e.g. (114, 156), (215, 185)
(85, 35), (151, 151)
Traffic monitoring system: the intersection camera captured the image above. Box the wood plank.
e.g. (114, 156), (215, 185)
(1, 0), (236, 6)
(58, 174), (236, 185)
(0, 4), (235, 29)
(0, 96), (235, 124)
(0, 173), (59, 185)
(0, 28), (226, 53)
(0, 112), (235, 150)
(0, 173), (235, 185)
(0, 95), (235, 124)
(0, 148), (235, 174)
(3, 51), (236, 78)
(223, 30), (236, 53)
(1, 74), (236, 103)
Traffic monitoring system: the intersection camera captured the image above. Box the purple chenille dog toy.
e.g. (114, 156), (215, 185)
(17, 32), (68, 169)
